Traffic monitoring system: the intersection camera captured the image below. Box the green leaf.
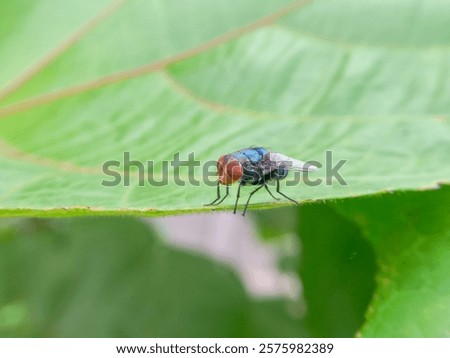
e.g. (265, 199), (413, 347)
(0, 217), (306, 337)
(334, 186), (450, 337)
(1, 0), (449, 216)
(298, 203), (377, 337)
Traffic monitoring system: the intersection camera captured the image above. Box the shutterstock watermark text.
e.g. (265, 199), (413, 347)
(101, 151), (347, 187)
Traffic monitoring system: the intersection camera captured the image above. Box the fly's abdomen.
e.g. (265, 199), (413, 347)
(275, 166), (288, 180)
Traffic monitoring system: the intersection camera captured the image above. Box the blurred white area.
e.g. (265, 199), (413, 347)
(149, 213), (301, 299)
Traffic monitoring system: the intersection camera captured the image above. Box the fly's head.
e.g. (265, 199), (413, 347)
(217, 155), (243, 185)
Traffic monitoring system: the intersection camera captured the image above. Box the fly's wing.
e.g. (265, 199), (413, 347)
(268, 152), (318, 172)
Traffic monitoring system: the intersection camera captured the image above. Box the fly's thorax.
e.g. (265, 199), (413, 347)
(241, 161), (262, 185)
(217, 155), (243, 184)
(236, 148), (266, 164)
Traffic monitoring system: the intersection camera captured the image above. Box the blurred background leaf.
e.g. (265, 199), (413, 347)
(0, 0), (449, 215)
(334, 186), (450, 337)
(298, 203), (377, 337)
(252, 186), (450, 337)
(0, 217), (306, 337)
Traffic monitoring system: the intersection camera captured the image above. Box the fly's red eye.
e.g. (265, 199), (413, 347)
(217, 155), (227, 179)
(217, 155), (242, 184)
(226, 160), (242, 180)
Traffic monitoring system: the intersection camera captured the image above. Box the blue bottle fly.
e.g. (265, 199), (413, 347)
(206, 147), (317, 216)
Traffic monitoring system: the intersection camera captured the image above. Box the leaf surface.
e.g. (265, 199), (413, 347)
(0, 0), (449, 216)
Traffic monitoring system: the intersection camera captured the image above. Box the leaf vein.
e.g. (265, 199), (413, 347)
(0, 0), (313, 118)
(0, 0), (127, 102)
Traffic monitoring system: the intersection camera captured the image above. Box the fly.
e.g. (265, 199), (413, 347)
(205, 147), (317, 216)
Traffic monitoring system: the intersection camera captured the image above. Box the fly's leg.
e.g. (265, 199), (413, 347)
(215, 185), (229, 205)
(242, 184), (264, 216)
(204, 180), (221, 206)
(264, 184), (280, 200)
(276, 178), (299, 205)
(233, 182), (244, 214)
(205, 181), (229, 206)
